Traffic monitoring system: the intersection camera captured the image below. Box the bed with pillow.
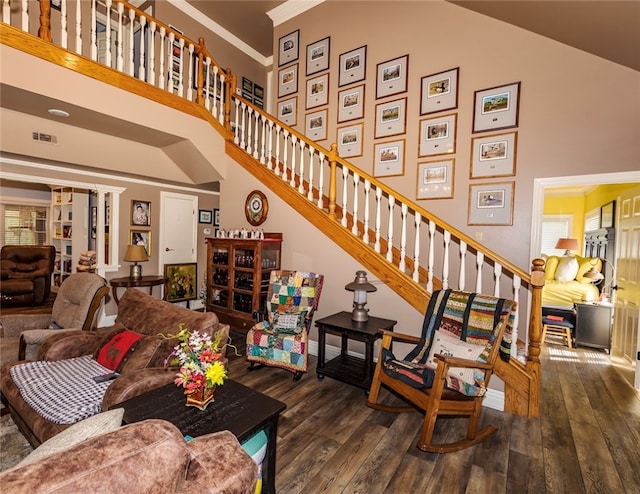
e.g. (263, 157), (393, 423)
(541, 255), (602, 308)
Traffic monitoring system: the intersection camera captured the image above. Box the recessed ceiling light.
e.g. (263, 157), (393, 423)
(48, 108), (70, 118)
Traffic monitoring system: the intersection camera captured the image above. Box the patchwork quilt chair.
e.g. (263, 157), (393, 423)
(366, 289), (516, 453)
(246, 271), (324, 381)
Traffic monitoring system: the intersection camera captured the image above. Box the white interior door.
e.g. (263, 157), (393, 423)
(611, 185), (640, 389)
(160, 192), (197, 268)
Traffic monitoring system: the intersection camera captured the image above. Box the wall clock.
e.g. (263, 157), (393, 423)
(245, 190), (268, 226)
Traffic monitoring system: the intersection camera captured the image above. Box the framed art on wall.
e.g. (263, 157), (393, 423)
(199, 209), (212, 224)
(337, 123), (364, 158)
(278, 96), (297, 126)
(306, 36), (330, 76)
(164, 262), (197, 303)
(253, 84), (264, 100)
(376, 54), (409, 99)
(242, 77), (253, 93)
(337, 84), (365, 123)
(278, 63), (298, 98)
(373, 139), (405, 178)
(600, 201), (615, 228)
(473, 81), (521, 133)
(470, 131), (517, 178)
(374, 97), (407, 138)
(468, 182), (515, 225)
(305, 109), (328, 141)
(420, 67), (459, 115)
(131, 200), (150, 226)
(278, 29), (299, 67)
(306, 73), (329, 109)
(338, 45), (367, 87)
(130, 230), (151, 256)
(416, 159), (455, 200)
(418, 113), (457, 157)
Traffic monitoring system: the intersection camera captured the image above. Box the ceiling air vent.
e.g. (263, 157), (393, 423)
(32, 132), (58, 145)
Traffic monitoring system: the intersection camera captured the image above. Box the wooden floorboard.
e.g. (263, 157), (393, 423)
(222, 338), (640, 493)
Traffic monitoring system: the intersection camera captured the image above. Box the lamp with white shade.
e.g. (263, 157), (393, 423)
(123, 245), (148, 278)
(583, 258), (617, 303)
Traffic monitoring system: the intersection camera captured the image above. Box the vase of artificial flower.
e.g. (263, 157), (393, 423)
(164, 324), (227, 411)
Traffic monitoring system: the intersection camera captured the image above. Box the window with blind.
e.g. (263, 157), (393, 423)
(0, 204), (48, 246)
(541, 215), (572, 256)
(584, 208), (600, 232)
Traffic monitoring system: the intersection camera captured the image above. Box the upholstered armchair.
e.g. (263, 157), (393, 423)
(0, 245), (56, 306)
(0, 272), (109, 367)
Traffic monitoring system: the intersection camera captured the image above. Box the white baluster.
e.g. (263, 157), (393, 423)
(413, 212), (421, 282)
(281, 130), (289, 179)
(60, 0), (67, 49)
(186, 43), (194, 100)
(317, 152), (325, 209)
(494, 263), (502, 297)
(233, 98), (240, 145)
(352, 173), (360, 235)
(177, 37), (185, 96)
(298, 141), (306, 193)
(274, 125), (282, 175)
(2, 1), (9, 25)
(399, 203), (408, 271)
(288, 136), (297, 186)
(363, 180), (371, 244)
(158, 26), (166, 89)
(511, 276), (521, 358)
(374, 188), (382, 253)
(427, 220), (436, 292)
(476, 252), (484, 292)
(341, 166), (349, 228)
(128, 9), (135, 76)
(137, 16), (146, 80)
(442, 231), (451, 289)
(253, 112), (260, 159)
(217, 73), (225, 124)
(74, 0), (82, 54)
(105, 0), (112, 67)
(240, 102), (247, 150)
(307, 146), (315, 201)
(90, 0), (96, 60)
(204, 58), (211, 110)
(115, 3), (124, 72)
(21, 0), (28, 31)
(386, 196), (395, 262)
(148, 22), (157, 84)
(260, 117), (267, 165)
(459, 241), (467, 290)
(267, 121), (274, 169)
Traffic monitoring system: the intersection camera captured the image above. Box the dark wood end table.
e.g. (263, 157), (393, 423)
(109, 275), (168, 304)
(315, 311), (397, 392)
(116, 380), (286, 494)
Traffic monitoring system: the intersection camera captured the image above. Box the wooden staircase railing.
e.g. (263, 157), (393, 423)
(1, 0), (544, 417)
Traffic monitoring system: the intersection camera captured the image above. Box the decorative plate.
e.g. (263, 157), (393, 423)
(245, 190), (268, 226)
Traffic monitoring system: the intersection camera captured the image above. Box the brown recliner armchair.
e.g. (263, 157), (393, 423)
(0, 245), (56, 306)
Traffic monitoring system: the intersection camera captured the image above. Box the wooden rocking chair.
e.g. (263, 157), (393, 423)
(366, 289), (516, 453)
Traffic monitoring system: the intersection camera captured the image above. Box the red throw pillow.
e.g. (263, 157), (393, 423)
(546, 315), (564, 322)
(95, 330), (144, 371)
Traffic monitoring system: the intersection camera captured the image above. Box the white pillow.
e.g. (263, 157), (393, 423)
(19, 408), (125, 466)
(425, 330), (485, 386)
(555, 256), (579, 281)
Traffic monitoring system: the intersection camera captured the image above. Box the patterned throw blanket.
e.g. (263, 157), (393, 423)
(10, 356), (114, 424)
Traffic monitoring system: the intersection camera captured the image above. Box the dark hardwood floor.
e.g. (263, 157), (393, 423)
(226, 336), (640, 494)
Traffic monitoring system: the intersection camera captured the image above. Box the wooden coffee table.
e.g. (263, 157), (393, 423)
(116, 380), (286, 494)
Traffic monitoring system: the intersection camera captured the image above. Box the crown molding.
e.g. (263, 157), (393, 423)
(267, 0), (326, 27)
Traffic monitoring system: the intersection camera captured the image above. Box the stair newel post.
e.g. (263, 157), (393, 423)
(195, 38), (205, 106)
(526, 257), (545, 417)
(328, 144), (338, 219)
(38, 0), (52, 42)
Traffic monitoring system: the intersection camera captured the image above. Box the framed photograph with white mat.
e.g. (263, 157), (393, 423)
(470, 131), (517, 178)
(473, 81), (520, 133)
(277, 97), (297, 126)
(338, 84), (365, 123)
(468, 182), (515, 225)
(278, 64), (298, 98)
(416, 159), (455, 200)
(306, 73), (329, 109)
(373, 139), (405, 178)
(420, 67), (459, 115)
(278, 29), (299, 67)
(339, 45), (367, 87)
(337, 123), (364, 158)
(376, 54), (408, 99)
(305, 109), (328, 141)
(375, 98), (407, 139)
(306, 36), (330, 76)
(418, 113), (457, 157)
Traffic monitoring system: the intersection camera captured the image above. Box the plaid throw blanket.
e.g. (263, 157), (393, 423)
(10, 355), (114, 424)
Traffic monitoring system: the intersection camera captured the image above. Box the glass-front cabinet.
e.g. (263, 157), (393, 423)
(206, 234), (282, 332)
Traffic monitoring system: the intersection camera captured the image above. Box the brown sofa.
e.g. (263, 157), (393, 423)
(0, 419), (258, 493)
(0, 245), (56, 306)
(0, 288), (229, 447)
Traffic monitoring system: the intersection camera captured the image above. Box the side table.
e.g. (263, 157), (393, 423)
(315, 311), (397, 391)
(109, 275), (167, 304)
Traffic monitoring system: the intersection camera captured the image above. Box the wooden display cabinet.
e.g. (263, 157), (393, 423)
(206, 234), (282, 333)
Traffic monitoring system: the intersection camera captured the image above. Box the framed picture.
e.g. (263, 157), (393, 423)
(199, 209), (212, 224)
(213, 208), (220, 226)
(130, 230), (151, 256)
(376, 54), (409, 99)
(278, 29), (299, 67)
(131, 200), (150, 226)
(337, 123), (364, 159)
(473, 81), (521, 133)
(278, 63), (298, 98)
(306, 73), (329, 109)
(306, 36), (330, 76)
(305, 109), (328, 141)
(468, 182), (515, 226)
(420, 67), (459, 115)
(470, 131), (517, 178)
(600, 201), (615, 228)
(416, 159), (455, 200)
(241, 91), (253, 103)
(242, 77), (253, 93)
(338, 84), (365, 123)
(338, 45), (367, 87)
(375, 97), (407, 138)
(373, 139), (405, 178)
(254, 98), (264, 110)
(278, 96), (297, 126)
(418, 113), (457, 157)
(253, 84), (264, 99)
(164, 262), (197, 303)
